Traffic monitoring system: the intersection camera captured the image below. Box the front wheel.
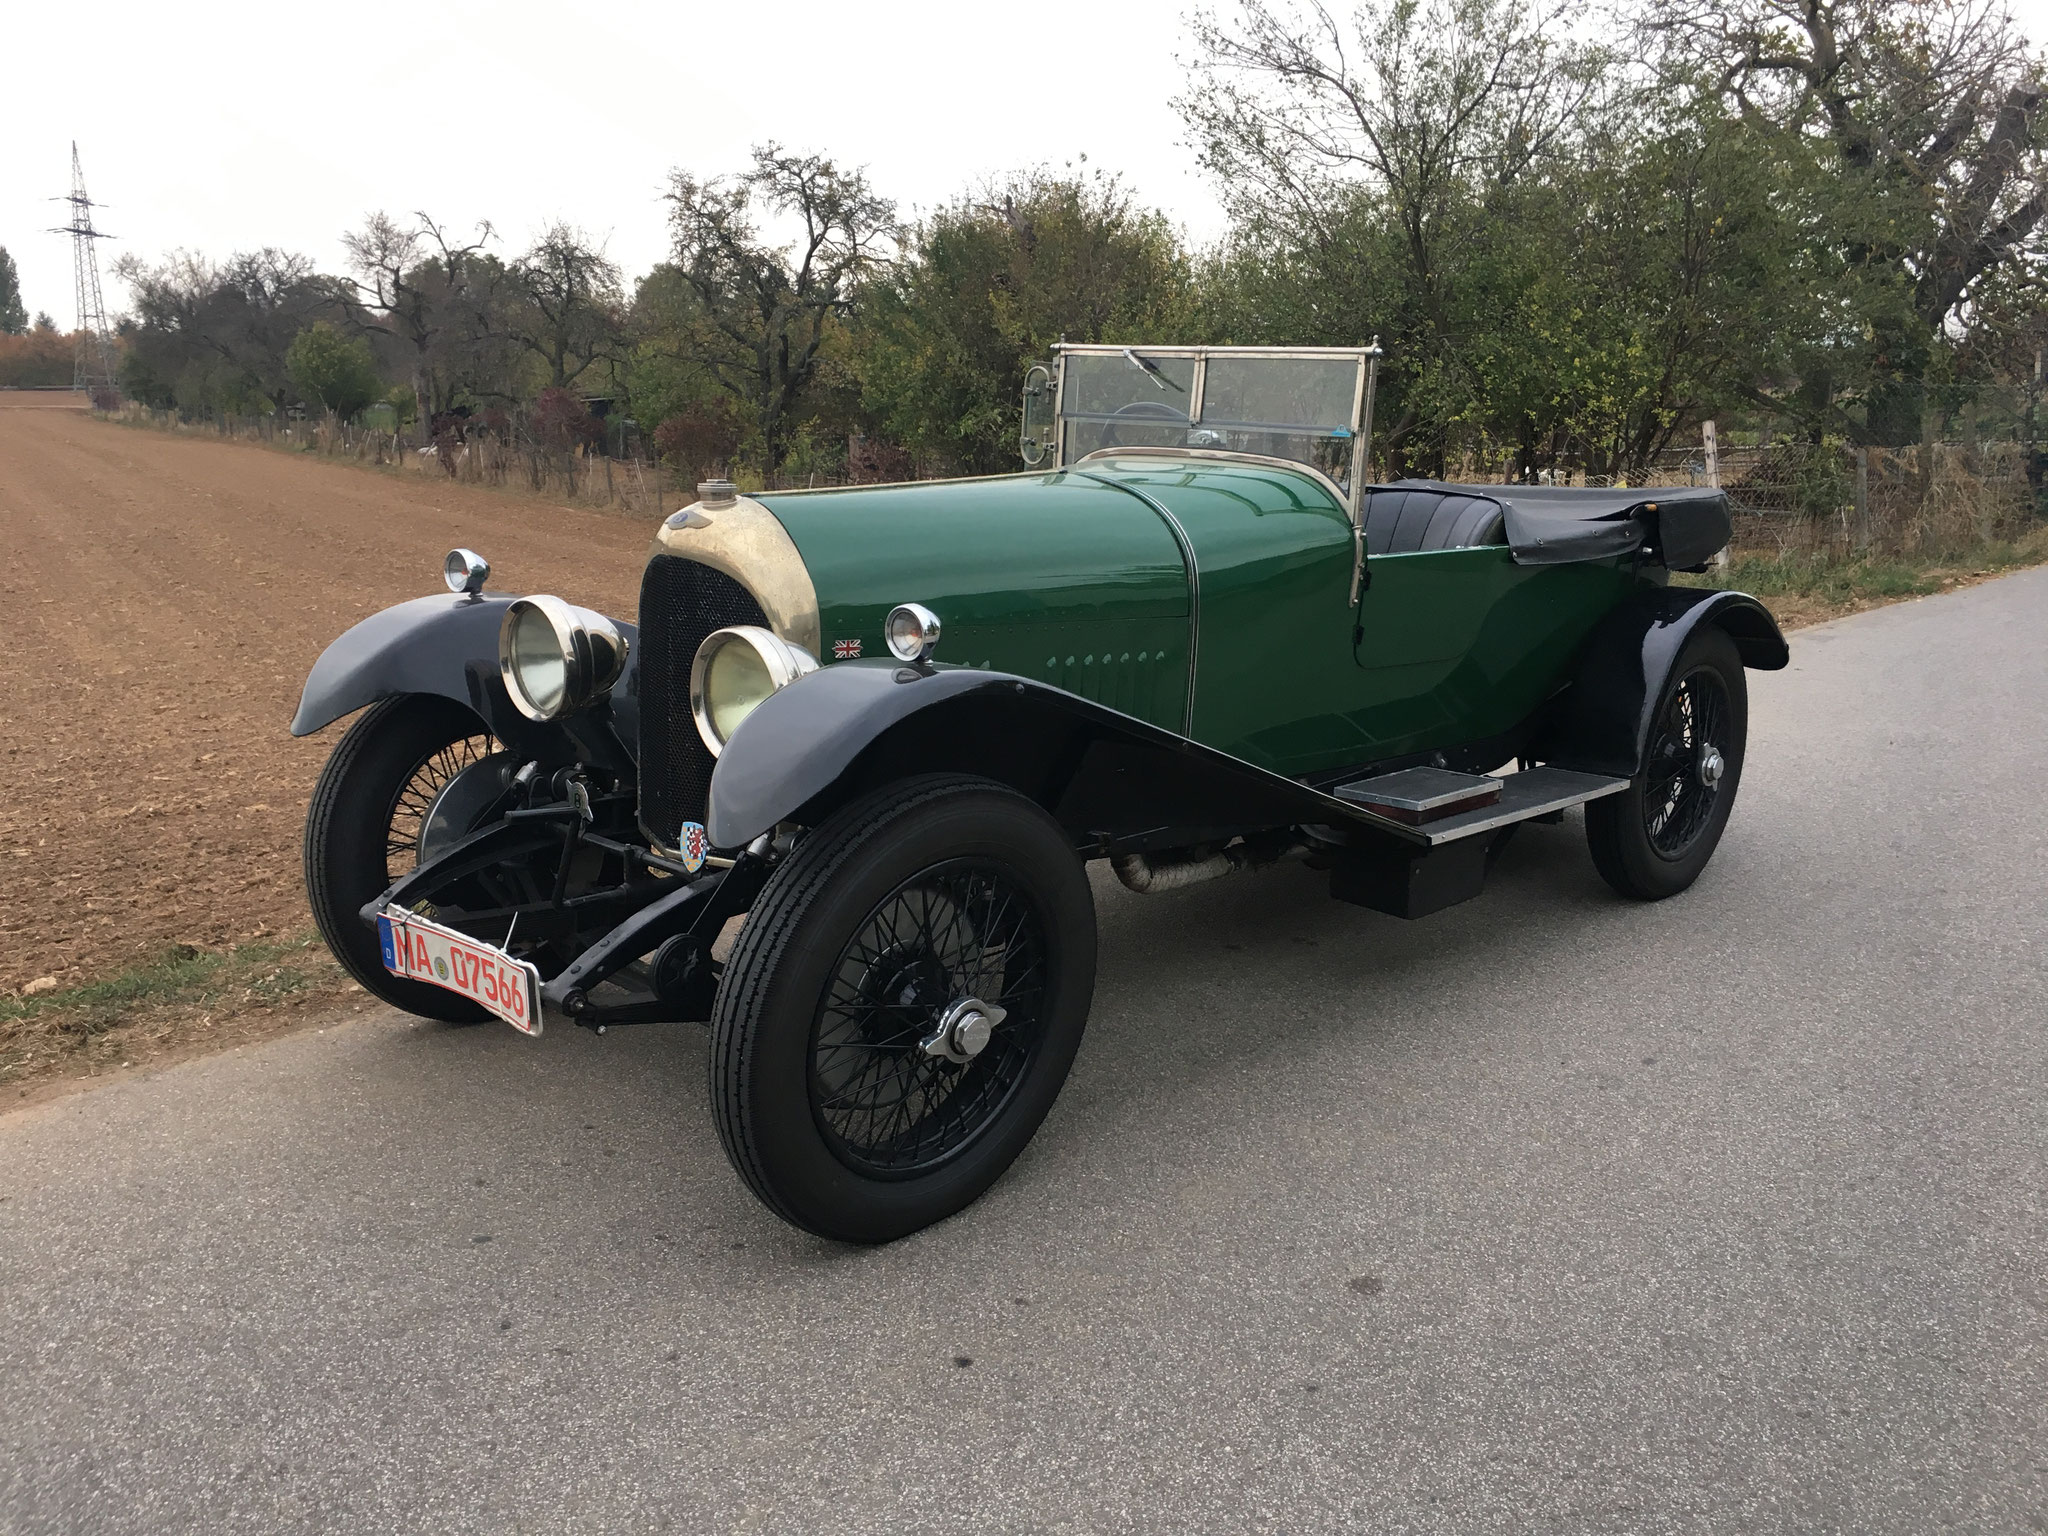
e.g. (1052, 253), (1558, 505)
(1585, 626), (1748, 900)
(302, 694), (503, 1021)
(709, 776), (1098, 1243)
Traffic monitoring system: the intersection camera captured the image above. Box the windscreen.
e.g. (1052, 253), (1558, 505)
(1058, 350), (1364, 486)
(1059, 352), (1196, 458)
(1200, 356), (1358, 434)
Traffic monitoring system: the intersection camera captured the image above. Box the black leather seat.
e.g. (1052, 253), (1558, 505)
(1360, 485), (1506, 554)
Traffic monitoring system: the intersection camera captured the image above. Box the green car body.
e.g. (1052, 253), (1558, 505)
(758, 455), (1638, 775)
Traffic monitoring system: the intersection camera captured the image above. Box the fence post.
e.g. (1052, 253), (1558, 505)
(1854, 448), (1870, 553)
(1703, 420), (1728, 570)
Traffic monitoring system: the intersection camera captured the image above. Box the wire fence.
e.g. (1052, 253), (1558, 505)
(1444, 438), (2043, 557)
(114, 406), (673, 518)
(114, 404), (2045, 558)
(1667, 441), (2038, 556)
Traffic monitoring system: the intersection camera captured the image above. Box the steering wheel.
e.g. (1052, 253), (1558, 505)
(1099, 399), (1190, 449)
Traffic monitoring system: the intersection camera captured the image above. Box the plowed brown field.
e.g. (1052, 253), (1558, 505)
(0, 398), (655, 993)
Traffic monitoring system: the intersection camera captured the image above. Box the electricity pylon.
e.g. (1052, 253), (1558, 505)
(49, 143), (119, 397)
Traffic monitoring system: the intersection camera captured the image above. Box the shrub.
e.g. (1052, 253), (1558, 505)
(652, 402), (744, 482)
(531, 387), (602, 452)
(846, 433), (913, 484)
(285, 322), (381, 418)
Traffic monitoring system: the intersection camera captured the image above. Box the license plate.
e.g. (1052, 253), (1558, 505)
(377, 906), (544, 1035)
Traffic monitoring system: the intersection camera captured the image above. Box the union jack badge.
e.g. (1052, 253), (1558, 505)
(679, 821), (709, 875)
(833, 638), (862, 659)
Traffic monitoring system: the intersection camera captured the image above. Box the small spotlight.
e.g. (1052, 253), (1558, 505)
(443, 548), (489, 595)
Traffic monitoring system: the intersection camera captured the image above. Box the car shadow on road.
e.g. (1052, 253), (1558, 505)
(271, 806), (1756, 1279)
(361, 818), (1643, 1242)
(1079, 814), (1624, 1066)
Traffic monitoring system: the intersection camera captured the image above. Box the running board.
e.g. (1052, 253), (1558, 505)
(1334, 766), (1630, 847)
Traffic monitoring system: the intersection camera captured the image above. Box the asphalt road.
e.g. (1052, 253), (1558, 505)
(4, 572), (2045, 1535)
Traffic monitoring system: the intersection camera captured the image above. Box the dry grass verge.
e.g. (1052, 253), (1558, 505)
(1679, 528), (2048, 627)
(2, 932), (358, 1105)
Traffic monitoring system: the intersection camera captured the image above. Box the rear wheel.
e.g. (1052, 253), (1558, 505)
(303, 694), (501, 1021)
(1586, 626), (1747, 900)
(710, 776), (1097, 1243)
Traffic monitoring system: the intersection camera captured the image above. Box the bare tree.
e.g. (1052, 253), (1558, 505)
(509, 222), (624, 391)
(665, 144), (896, 466)
(341, 212), (505, 427)
(1641, 0), (2048, 442)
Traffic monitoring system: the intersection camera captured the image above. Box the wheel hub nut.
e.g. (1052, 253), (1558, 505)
(923, 998), (1008, 1064)
(1698, 744), (1725, 786)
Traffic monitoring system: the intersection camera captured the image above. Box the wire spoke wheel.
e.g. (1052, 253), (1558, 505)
(1642, 665), (1729, 860)
(303, 695), (501, 1023)
(809, 859), (1049, 1176)
(711, 776), (1097, 1243)
(382, 732), (495, 883)
(1585, 627), (1748, 903)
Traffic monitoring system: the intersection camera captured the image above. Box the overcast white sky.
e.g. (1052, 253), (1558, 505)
(1, 0), (1224, 322)
(11, 0), (2048, 326)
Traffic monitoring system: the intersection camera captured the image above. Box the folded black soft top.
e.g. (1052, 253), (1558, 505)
(1383, 480), (1732, 570)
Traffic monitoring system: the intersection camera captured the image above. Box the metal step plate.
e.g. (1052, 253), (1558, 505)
(1334, 766), (1502, 824)
(1335, 766), (1631, 846)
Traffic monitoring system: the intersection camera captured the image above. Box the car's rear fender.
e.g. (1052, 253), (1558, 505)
(289, 593), (639, 766)
(1532, 586), (1788, 778)
(704, 659), (1358, 852)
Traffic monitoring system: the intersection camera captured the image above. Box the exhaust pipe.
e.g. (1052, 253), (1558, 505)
(1111, 835), (1305, 894)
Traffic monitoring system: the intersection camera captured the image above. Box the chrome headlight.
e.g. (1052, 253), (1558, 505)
(498, 595), (629, 722)
(690, 625), (818, 755)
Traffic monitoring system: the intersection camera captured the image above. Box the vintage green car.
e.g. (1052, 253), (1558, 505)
(292, 344), (1787, 1242)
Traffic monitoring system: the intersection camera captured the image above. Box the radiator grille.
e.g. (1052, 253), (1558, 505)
(637, 555), (769, 848)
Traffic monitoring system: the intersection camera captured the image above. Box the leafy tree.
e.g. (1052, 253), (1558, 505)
(857, 169), (1196, 473)
(113, 248), (346, 416)
(0, 326), (77, 387)
(664, 144), (896, 466)
(1435, 92), (1807, 476)
(509, 223), (624, 391)
(1182, 0), (1811, 478)
(286, 320), (382, 417)
(0, 248), (26, 335)
(621, 262), (726, 433)
(1642, 0), (2048, 443)
(1183, 0), (1613, 473)
(116, 334), (176, 407)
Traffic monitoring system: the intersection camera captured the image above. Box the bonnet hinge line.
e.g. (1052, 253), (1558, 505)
(1079, 472), (1199, 738)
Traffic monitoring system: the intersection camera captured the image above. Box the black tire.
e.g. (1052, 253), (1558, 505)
(1586, 625), (1747, 901)
(710, 775), (1097, 1243)
(303, 694), (497, 1021)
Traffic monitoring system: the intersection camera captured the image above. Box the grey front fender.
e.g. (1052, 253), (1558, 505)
(1533, 585), (1788, 778)
(290, 592), (639, 755)
(704, 660), (1371, 852)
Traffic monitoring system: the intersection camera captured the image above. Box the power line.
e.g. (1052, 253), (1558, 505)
(48, 143), (119, 398)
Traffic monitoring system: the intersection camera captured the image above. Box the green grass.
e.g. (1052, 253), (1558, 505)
(2, 933), (340, 1085)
